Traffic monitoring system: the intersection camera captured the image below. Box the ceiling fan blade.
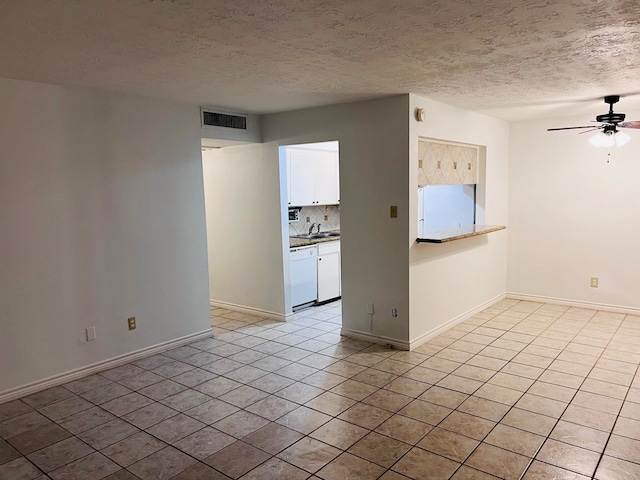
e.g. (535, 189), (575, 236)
(619, 121), (640, 129)
(547, 126), (597, 131)
(578, 128), (602, 134)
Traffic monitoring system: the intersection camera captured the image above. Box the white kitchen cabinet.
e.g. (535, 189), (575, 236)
(287, 148), (339, 206)
(317, 240), (341, 302)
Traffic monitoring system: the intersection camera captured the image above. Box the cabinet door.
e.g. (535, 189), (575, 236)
(317, 251), (340, 302)
(313, 150), (339, 205)
(288, 150), (315, 206)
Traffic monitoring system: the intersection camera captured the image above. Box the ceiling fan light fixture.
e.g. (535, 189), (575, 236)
(589, 132), (607, 147)
(615, 131), (631, 147)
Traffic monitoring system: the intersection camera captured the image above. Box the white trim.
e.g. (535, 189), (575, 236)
(0, 329), (213, 404)
(506, 292), (640, 315)
(210, 299), (289, 322)
(340, 328), (410, 351)
(409, 293), (507, 350)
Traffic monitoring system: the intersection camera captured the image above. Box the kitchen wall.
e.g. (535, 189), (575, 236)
(508, 113), (640, 311)
(263, 95), (410, 343)
(409, 95), (510, 344)
(202, 144), (288, 317)
(0, 78), (211, 396)
(288, 205), (340, 236)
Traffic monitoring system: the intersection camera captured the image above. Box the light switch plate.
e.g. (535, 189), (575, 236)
(390, 206), (398, 218)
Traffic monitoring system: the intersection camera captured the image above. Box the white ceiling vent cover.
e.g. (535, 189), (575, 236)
(201, 108), (247, 130)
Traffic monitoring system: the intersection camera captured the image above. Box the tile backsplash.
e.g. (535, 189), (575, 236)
(289, 205), (340, 236)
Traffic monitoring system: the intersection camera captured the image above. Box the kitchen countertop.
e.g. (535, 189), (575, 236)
(416, 224), (506, 243)
(290, 231), (340, 248)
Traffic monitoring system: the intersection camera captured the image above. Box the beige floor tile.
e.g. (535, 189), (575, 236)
(0, 456), (43, 479)
(338, 403), (392, 430)
(309, 418), (368, 450)
(473, 383), (522, 405)
(277, 437), (340, 473)
(479, 347), (517, 361)
(384, 377), (430, 398)
(375, 414), (432, 444)
(595, 455), (640, 480)
(316, 452), (386, 480)
(242, 423), (303, 455)
(420, 386), (469, 409)
(329, 380), (378, 401)
(550, 420), (610, 452)
(100, 431), (166, 466)
(305, 392), (356, 416)
(603, 434), (640, 464)
(466, 355), (508, 371)
(362, 389), (412, 412)
(392, 447), (460, 479)
(240, 457), (309, 480)
(183, 398), (238, 424)
(78, 418), (139, 450)
(437, 375), (484, 395)
(535, 439), (600, 477)
(48, 451), (120, 480)
(219, 385), (270, 408)
(484, 424), (544, 456)
(439, 411), (495, 441)
(434, 348), (475, 364)
(538, 370), (584, 389)
(398, 399), (452, 425)
(451, 465), (503, 479)
(403, 366), (448, 384)
(522, 460), (590, 479)
(170, 462), (229, 480)
(351, 369), (398, 388)
(613, 417), (640, 441)
(580, 378), (628, 400)
(245, 394), (299, 420)
(620, 401), (640, 421)
(488, 372), (535, 392)
(501, 408), (557, 436)
(275, 406), (332, 434)
(561, 404), (617, 432)
(465, 443), (530, 480)
(302, 371), (347, 390)
(417, 427), (479, 462)
(0, 438), (21, 465)
(422, 357), (463, 374)
(160, 390), (211, 412)
(247, 373), (295, 393)
(348, 431), (410, 468)
(571, 391), (623, 415)
(527, 381), (576, 403)
(213, 410), (270, 439)
(456, 396), (510, 422)
(171, 427), (234, 460)
(515, 393), (567, 418)
(6, 423), (71, 455)
(203, 441), (270, 479)
(26, 437), (94, 473)
(454, 365), (496, 382)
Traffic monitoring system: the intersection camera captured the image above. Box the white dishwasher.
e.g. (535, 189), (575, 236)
(290, 245), (318, 310)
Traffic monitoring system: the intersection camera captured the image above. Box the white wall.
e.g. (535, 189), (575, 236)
(409, 95), (510, 342)
(202, 144), (287, 316)
(508, 113), (640, 310)
(263, 96), (411, 342)
(0, 78), (211, 394)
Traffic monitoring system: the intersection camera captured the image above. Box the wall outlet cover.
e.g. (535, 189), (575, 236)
(128, 317), (137, 330)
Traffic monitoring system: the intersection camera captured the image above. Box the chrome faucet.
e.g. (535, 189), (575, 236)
(317, 224), (321, 233)
(308, 223), (315, 235)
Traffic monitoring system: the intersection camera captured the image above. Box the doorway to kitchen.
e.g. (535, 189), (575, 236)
(279, 141), (342, 323)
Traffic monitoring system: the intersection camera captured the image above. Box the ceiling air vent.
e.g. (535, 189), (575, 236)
(201, 109), (247, 130)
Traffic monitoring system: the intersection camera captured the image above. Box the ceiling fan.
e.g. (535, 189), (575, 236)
(548, 95), (640, 147)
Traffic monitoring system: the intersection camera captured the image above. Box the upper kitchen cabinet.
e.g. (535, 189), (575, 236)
(287, 148), (339, 206)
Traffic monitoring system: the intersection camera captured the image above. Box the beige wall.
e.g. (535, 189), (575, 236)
(508, 113), (640, 310)
(409, 95), (510, 343)
(0, 78), (211, 395)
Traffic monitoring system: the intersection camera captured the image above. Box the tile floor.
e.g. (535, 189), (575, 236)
(1, 298), (640, 479)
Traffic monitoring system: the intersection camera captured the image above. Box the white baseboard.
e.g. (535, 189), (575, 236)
(209, 299), (289, 322)
(0, 329), (213, 404)
(506, 292), (640, 315)
(408, 293), (507, 350)
(340, 328), (410, 351)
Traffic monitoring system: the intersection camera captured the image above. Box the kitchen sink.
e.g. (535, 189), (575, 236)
(292, 232), (340, 240)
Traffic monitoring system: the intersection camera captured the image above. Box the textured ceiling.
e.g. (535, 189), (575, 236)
(2, 0), (640, 120)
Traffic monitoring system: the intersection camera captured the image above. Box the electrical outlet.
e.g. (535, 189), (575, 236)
(306, 216), (311, 223)
(128, 317), (137, 330)
(324, 215), (328, 221)
(390, 206), (398, 218)
(391, 307), (398, 317)
(590, 277), (599, 288)
(86, 326), (96, 342)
